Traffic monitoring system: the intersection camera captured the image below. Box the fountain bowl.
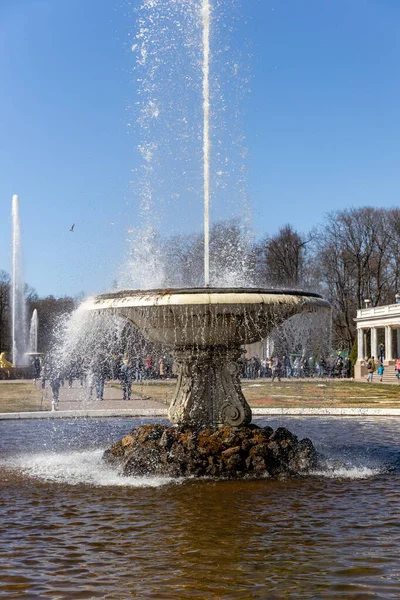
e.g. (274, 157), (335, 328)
(83, 287), (330, 346)
(83, 288), (330, 429)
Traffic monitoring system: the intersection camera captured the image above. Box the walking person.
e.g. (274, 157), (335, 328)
(49, 367), (61, 411)
(366, 356), (376, 383)
(377, 362), (384, 382)
(120, 358), (133, 401)
(271, 356), (281, 382)
(89, 354), (108, 401)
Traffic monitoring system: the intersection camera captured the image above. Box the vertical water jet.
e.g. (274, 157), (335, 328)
(202, 0), (211, 287)
(11, 194), (27, 366)
(29, 309), (39, 354)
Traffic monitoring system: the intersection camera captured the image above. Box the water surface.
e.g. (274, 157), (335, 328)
(1, 416), (399, 599)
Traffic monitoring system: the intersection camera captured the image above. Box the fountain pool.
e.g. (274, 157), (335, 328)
(1, 416), (399, 598)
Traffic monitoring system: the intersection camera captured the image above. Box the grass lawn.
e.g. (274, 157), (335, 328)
(241, 379), (400, 408)
(1, 378), (400, 413)
(120, 378), (400, 409)
(0, 382), (50, 412)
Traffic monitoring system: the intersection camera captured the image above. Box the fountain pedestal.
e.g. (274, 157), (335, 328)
(169, 344), (251, 428)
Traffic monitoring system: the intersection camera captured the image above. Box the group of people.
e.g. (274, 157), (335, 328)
(366, 354), (400, 383)
(33, 344), (400, 409)
(239, 354), (353, 380)
(35, 352), (175, 409)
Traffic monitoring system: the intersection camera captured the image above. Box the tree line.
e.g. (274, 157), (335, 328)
(1, 205), (399, 358)
(158, 206), (400, 352)
(0, 270), (77, 357)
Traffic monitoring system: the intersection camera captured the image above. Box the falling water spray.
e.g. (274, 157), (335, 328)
(11, 195), (27, 366)
(202, 0), (211, 287)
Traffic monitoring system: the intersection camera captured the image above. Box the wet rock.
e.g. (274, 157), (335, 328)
(103, 423), (319, 480)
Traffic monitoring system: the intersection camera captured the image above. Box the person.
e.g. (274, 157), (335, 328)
(283, 355), (291, 378)
(344, 357), (351, 379)
(133, 356), (143, 383)
(41, 356), (51, 389)
(32, 357), (41, 381)
(120, 358), (133, 400)
(377, 362), (384, 382)
(366, 356), (375, 383)
(92, 356), (107, 401)
(293, 357), (300, 378)
(320, 357), (327, 378)
(145, 355), (153, 379)
(254, 356), (261, 378)
(261, 358), (268, 378)
(165, 354), (173, 378)
(335, 355), (343, 378)
(49, 368), (61, 410)
(159, 356), (165, 379)
(90, 352), (108, 400)
(395, 358), (400, 380)
(378, 343), (385, 363)
(271, 356), (281, 382)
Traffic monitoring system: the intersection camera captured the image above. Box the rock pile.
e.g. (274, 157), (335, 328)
(103, 423), (319, 479)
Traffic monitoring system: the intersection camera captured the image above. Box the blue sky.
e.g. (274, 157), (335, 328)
(1, 0), (400, 297)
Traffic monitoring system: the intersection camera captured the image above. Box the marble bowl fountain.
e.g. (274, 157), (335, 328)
(83, 287), (330, 479)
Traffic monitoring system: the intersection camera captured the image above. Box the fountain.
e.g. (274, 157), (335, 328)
(84, 288), (329, 429)
(29, 309), (39, 354)
(81, 0), (330, 477)
(11, 194), (28, 366)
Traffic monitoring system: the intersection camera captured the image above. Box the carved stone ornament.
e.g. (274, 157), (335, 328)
(168, 344), (252, 428)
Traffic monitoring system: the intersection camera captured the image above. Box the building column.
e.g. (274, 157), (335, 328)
(397, 329), (400, 359)
(385, 326), (393, 361)
(357, 328), (364, 360)
(370, 327), (378, 359)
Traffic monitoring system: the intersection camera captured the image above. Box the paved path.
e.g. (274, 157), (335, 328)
(39, 379), (168, 411)
(2, 407), (400, 420)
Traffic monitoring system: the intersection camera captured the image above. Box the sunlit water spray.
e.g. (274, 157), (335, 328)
(121, 0), (252, 290)
(0, 447), (387, 487)
(0, 450), (175, 487)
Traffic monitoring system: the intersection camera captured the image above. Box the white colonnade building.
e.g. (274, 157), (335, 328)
(355, 296), (400, 380)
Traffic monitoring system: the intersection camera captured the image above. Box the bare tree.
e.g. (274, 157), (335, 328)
(255, 224), (312, 287)
(0, 271), (11, 354)
(315, 207), (394, 350)
(161, 219), (255, 288)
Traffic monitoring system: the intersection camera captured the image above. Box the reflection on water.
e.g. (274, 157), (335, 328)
(0, 416), (399, 599)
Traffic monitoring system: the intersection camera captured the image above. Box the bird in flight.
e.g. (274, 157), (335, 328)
(69, 224), (75, 232)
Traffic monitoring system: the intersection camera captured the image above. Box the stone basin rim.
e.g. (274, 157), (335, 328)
(94, 287), (325, 300)
(84, 287), (331, 312)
